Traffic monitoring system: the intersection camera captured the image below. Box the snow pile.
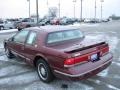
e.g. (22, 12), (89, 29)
(68, 23), (99, 27)
(0, 29), (17, 34)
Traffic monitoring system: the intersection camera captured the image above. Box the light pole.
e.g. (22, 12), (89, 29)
(80, 0), (83, 21)
(36, 0), (39, 25)
(27, 0), (31, 18)
(94, 0), (97, 20)
(47, 0), (49, 15)
(58, 0), (60, 19)
(100, 0), (104, 20)
(73, 0), (76, 19)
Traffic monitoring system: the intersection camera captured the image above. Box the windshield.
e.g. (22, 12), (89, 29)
(47, 30), (84, 44)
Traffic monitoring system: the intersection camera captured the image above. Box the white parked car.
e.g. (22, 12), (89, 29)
(0, 21), (15, 30)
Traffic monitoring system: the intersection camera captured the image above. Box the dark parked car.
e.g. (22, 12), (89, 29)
(4, 26), (113, 83)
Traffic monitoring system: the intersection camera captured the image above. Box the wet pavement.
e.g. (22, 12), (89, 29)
(0, 21), (120, 90)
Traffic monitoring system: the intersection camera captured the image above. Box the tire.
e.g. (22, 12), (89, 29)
(5, 48), (14, 59)
(26, 25), (31, 28)
(18, 28), (22, 31)
(0, 26), (4, 30)
(10, 27), (13, 29)
(36, 59), (54, 83)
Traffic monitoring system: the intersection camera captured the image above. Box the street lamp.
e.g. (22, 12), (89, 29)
(100, 0), (104, 20)
(80, 0), (83, 21)
(47, 0), (49, 12)
(27, 0), (31, 18)
(58, 0), (60, 19)
(36, 0), (39, 25)
(73, 0), (76, 19)
(94, 0), (97, 20)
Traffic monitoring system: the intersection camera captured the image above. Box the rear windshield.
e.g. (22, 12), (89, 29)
(47, 30), (84, 44)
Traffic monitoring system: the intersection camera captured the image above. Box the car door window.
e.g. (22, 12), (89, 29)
(26, 31), (37, 45)
(14, 30), (29, 44)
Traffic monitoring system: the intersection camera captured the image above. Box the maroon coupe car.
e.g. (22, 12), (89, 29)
(4, 26), (113, 83)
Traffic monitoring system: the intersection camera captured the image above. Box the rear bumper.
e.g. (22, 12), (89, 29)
(54, 53), (113, 80)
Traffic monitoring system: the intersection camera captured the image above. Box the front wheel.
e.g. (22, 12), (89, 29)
(5, 48), (14, 59)
(0, 26), (4, 30)
(36, 59), (54, 83)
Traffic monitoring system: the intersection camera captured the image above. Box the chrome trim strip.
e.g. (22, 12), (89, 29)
(54, 53), (112, 77)
(11, 50), (26, 58)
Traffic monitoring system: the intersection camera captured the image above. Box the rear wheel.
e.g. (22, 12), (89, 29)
(36, 59), (54, 83)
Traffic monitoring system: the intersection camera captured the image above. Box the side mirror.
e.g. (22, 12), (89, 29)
(9, 37), (14, 42)
(11, 37), (15, 41)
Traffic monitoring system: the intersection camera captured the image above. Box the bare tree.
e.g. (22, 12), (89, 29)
(49, 7), (58, 18)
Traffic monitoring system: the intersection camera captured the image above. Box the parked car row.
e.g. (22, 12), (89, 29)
(84, 18), (110, 23)
(0, 17), (111, 31)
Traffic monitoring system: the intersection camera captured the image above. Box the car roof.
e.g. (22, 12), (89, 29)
(27, 25), (80, 33)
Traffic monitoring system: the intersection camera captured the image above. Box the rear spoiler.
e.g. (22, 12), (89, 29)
(64, 42), (106, 53)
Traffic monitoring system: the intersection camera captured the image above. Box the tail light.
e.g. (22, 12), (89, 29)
(64, 55), (89, 67)
(64, 44), (109, 67)
(100, 46), (109, 56)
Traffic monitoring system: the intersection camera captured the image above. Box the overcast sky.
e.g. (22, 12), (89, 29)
(0, 0), (120, 19)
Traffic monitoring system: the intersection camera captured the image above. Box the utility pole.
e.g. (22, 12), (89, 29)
(73, 0), (76, 19)
(94, 0), (97, 20)
(27, 0), (31, 18)
(47, 0), (49, 16)
(36, 0), (39, 26)
(100, 0), (104, 20)
(58, 0), (60, 19)
(80, 0), (83, 21)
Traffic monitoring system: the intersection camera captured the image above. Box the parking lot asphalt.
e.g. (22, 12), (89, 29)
(0, 21), (120, 90)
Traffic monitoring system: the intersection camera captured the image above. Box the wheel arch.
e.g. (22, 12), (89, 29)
(33, 54), (49, 67)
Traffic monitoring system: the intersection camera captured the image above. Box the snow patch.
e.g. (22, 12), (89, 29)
(113, 75), (120, 79)
(118, 57), (120, 62)
(89, 78), (120, 90)
(112, 62), (120, 66)
(69, 23), (99, 27)
(0, 29), (17, 34)
(105, 36), (119, 52)
(0, 44), (4, 49)
(69, 82), (94, 90)
(0, 55), (9, 61)
(109, 31), (117, 34)
(86, 34), (119, 53)
(97, 68), (109, 77)
(0, 71), (38, 86)
(88, 79), (101, 84)
(107, 84), (120, 90)
(0, 65), (32, 77)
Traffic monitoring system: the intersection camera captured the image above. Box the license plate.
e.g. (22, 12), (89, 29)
(91, 54), (98, 62)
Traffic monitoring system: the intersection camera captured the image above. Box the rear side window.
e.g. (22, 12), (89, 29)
(47, 30), (83, 44)
(26, 31), (36, 45)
